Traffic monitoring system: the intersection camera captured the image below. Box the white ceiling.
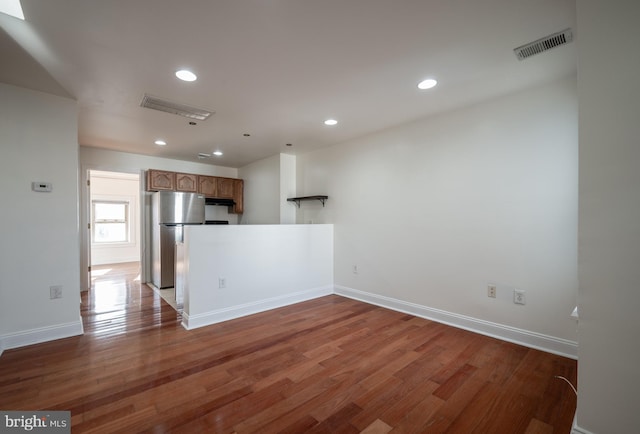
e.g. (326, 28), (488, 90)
(0, 0), (576, 168)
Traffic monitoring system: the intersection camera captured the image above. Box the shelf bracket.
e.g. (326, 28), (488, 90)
(287, 195), (328, 208)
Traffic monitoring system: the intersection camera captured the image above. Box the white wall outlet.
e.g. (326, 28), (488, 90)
(514, 289), (526, 305)
(218, 278), (227, 289)
(488, 285), (497, 298)
(50, 285), (62, 299)
(352, 265), (358, 274)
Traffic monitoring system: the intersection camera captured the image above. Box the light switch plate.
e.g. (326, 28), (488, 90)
(32, 182), (52, 192)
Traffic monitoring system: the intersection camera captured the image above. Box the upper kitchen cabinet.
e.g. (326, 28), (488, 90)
(217, 177), (235, 199)
(147, 170), (243, 213)
(147, 169), (175, 191)
(197, 175), (235, 198)
(176, 173), (197, 192)
(231, 179), (244, 214)
(197, 175), (217, 197)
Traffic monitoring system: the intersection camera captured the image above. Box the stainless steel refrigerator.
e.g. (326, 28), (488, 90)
(151, 191), (205, 288)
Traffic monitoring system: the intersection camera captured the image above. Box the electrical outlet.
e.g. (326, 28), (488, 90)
(488, 285), (496, 298)
(218, 278), (227, 289)
(352, 265), (358, 274)
(514, 289), (526, 305)
(50, 285), (62, 299)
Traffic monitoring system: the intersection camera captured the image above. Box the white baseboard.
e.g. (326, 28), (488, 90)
(572, 423), (595, 434)
(182, 285), (334, 330)
(0, 319), (84, 354)
(571, 413), (595, 434)
(334, 285), (578, 359)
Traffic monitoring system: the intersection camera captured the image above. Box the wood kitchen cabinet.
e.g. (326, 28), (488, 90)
(217, 177), (235, 199)
(231, 179), (244, 214)
(198, 176), (235, 199)
(147, 169), (175, 191)
(147, 170), (243, 214)
(175, 173), (197, 192)
(197, 175), (217, 196)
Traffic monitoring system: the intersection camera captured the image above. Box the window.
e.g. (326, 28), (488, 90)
(92, 200), (129, 243)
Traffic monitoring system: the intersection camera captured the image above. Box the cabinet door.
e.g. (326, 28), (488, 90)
(197, 175), (217, 197)
(176, 173), (197, 192)
(217, 178), (235, 199)
(147, 170), (175, 191)
(230, 179), (244, 214)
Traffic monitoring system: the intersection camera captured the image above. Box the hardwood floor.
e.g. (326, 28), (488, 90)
(0, 262), (577, 433)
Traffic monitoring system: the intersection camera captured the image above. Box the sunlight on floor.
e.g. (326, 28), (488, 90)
(89, 263), (142, 313)
(90, 268), (112, 278)
(93, 281), (129, 312)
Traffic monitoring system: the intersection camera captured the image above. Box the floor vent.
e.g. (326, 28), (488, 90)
(514, 28), (573, 60)
(140, 94), (213, 121)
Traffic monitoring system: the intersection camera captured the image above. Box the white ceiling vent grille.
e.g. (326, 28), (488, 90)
(140, 94), (213, 121)
(514, 28), (573, 60)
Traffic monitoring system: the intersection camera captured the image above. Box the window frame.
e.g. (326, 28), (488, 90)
(91, 199), (131, 244)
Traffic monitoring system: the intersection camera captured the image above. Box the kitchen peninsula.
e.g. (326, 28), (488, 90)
(177, 224), (333, 330)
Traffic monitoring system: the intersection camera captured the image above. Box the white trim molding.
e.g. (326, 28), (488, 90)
(334, 285), (578, 359)
(0, 319), (84, 354)
(182, 285), (334, 330)
(572, 424), (595, 434)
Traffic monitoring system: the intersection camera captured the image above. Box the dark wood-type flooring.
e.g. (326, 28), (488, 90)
(0, 262), (577, 433)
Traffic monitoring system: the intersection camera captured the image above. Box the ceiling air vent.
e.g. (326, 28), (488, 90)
(140, 94), (213, 121)
(514, 28), (573, 60)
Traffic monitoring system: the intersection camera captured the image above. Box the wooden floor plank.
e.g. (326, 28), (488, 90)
(361, 419), (393, 434)
(0, 262), (577, 433)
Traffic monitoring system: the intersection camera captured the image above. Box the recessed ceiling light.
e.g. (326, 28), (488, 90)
(213, 151), (223, 156)
(175, 69), (197, 82)
(418, 78), (437, 90)
(324, 119), (338, 126)
(154, 139), (167, 146)
(0, 0), (25, 20)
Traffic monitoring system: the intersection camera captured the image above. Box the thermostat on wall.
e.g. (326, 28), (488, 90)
(32, 182), (52, 192)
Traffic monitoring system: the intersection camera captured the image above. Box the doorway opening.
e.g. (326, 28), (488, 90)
(88, 170), (141, 302)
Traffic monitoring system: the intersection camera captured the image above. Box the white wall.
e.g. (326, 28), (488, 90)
(576, 1), (640, 432)
(204, 204), (238, 224)
(297, 76), (579, 349)
(181, 224), (333, 329)
(80, 146), (239, 178)
(89, 171), (141, 265)
(238, 154), (281, 224)
(280, 154), (297, 224)
(79, 146), (238, 288)
(238, 153), (297, 224)
(0, 84), (82, 351)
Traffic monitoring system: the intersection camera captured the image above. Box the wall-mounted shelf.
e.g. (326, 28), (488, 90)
(287, 195), (328, 208)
